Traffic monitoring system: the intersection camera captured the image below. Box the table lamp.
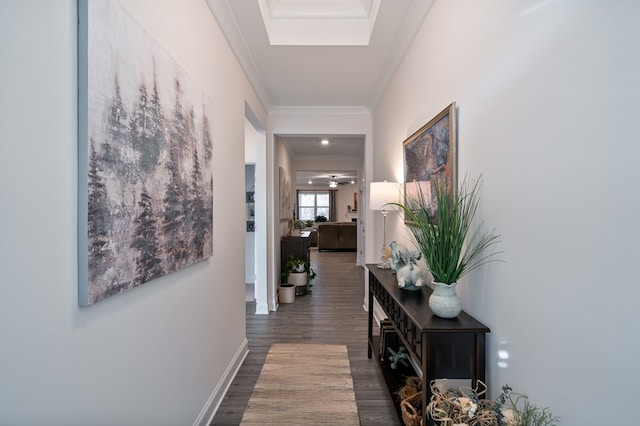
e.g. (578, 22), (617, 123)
(369, 181), (400, 268)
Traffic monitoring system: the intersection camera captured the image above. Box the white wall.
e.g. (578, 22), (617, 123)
(372, 0), (640, 422)
(336, 184), (359, 222)
(0, 1), (265, 424)
(244, 116), (259, 164)
(271, 136), (294, 308)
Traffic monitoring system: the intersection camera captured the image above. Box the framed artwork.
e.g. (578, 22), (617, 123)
(77, 0), (214, 306)
(279, 166), (291, 220)
(403, 102), (457, 223)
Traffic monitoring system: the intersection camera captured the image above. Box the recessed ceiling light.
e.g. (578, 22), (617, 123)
(321, 139), (329, 145)
(308, 180), (312, 184)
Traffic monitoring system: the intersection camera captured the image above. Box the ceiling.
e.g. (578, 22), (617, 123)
(206, 0), (433, 158)
(281, 134), (362, 185)
(296, 170), (358, 187)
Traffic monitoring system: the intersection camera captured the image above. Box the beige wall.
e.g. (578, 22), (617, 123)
(371, 0), (640, 423)
(0, 0), (265, 424)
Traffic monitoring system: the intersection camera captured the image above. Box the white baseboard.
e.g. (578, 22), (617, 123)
(255, 300), (269, 314)
(193, 338), (249, 426)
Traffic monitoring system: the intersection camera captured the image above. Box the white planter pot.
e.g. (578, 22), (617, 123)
(288, 272), (308, 296)
(279, 284), (295, 304)
(428, 281), (462, 318)
(287, 272), (307, 286)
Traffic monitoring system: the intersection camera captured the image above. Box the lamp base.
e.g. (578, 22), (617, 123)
(377, 245), (392, 269)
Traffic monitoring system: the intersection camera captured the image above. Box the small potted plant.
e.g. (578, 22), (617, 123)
(283, 256), (306, 275)
(392, 175), (502, 318)
(290, 220), (305, 236)
(314, 213), (328, 223)
(282, 255), (316, 296)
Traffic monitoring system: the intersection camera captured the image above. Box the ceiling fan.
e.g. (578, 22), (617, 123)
(328, 175), (351, 188)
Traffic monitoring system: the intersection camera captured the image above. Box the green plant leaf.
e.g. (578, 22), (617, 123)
(391, 174), (502, 284)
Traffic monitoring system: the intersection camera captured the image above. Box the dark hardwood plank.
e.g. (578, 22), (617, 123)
(210, 249), (401, 426)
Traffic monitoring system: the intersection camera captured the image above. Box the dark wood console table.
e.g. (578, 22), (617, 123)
(366, 264), (490, 426)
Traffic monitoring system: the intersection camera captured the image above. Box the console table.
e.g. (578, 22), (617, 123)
(366, 265), (490, 426)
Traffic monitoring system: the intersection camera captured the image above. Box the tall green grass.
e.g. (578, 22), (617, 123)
(394, 175), (502, 284)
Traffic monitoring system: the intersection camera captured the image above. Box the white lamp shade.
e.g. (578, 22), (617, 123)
(369, 181), (400, 211)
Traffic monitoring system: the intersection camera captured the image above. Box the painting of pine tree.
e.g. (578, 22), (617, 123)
(78, 0), (213, 305)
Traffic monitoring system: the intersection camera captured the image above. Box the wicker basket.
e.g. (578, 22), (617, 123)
(398, 377), (423, 426)
(400, 390), (423, 426)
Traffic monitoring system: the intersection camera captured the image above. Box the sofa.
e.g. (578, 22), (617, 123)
(317, 222), (357, 251)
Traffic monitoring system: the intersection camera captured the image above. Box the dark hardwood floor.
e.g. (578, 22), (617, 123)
(210, 249), (401, 425)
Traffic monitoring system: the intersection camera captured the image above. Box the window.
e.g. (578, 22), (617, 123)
(298, 191), (329, 221)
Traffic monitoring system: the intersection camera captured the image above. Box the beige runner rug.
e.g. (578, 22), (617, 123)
(240, 343), (360, 425)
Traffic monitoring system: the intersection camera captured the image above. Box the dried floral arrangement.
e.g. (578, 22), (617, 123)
(427, 379), (559, 426)
(399, 378), (559, 426)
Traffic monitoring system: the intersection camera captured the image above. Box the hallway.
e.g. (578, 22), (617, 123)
(211, 250), (400, 425)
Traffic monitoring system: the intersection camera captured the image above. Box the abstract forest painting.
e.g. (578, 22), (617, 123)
(78, 1), (213, 306)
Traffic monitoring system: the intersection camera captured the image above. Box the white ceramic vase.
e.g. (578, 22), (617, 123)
(428, 281), (462, 318)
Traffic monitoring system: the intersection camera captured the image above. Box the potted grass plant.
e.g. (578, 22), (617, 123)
(393, 175), (501, 318)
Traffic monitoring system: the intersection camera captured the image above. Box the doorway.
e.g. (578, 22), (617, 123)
(244, 105), (268, 314)
(244, 164), (256, 301)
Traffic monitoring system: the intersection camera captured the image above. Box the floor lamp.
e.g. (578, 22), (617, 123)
(369, 181), (400, 269)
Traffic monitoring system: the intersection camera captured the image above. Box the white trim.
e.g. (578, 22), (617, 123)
(270, 106), (371, 116)
(372, 300), (386, 328)
(206, 0), (272, 111)
(257, 0), (381, 46)
(193, 338), (249, 426)
(255, 300), (270, 315)
(245, 102), (269, 316)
